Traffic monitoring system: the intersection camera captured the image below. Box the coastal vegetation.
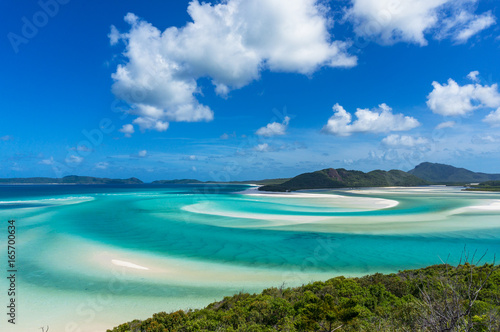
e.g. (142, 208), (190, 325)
(258, 168), (428, 192)
(466, 181), (500, 192)
(107, 262), (499, 332)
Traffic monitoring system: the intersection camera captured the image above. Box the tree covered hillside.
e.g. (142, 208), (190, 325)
(409, 162), (500, 184)
(259, 168), (428, 192)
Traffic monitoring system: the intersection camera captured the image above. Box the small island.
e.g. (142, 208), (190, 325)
(0, 175), (143, 185)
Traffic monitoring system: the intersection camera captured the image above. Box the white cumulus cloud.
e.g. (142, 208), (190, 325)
(256, 116), (290, 137)
(382, 134), (429, 147)
(322, 103), (420, 136)
(138, 150), (148, 158)
(453, 11), (496, 43)
(471, 134), (500, 144)
(119, 124), (135, 137)
(467, 70), (480, 82)
(427, 77), (500, 116)
(133, 116), (169, 132)
(39, 157), (55, 165)
(483, 108), (500, 127)
(110, 0), (357, 132)
(95, 162), (109, 170)
(435, 121), (456, 129)
(65, 155), (83, 164)
(108, 25), (121, 45)
(254, 143), (271, 152)
(347, 0), (496, 46)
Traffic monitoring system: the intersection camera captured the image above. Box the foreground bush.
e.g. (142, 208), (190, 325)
(108, 263), (499, 332)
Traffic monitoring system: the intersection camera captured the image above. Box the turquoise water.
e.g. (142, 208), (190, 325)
(1, 184), (499, 331)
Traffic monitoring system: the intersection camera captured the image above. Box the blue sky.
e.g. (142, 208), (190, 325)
(1, 0), (500, 182)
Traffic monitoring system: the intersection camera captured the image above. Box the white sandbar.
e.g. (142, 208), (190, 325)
(111, 259), (150, 270)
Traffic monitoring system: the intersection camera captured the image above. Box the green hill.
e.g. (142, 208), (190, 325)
(259, 168), (428, 192)
(408, 162), (500, 184)
(108, 263), (499, 332)
(0, 175), (143, 184)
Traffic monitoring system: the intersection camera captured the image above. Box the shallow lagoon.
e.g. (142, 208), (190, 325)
(1, 184), (499, 331)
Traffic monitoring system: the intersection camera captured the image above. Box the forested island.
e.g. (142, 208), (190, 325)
(409, 162), (500, 184)
(258, 168), (427, 192)
(258, 162), (500, 192)
(108, 263), (499, 332)
(0, 175), (143, 184)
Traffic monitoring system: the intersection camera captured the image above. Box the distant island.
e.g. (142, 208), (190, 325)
(409, 162), (500, 184)
(0, 175), (143, 185)
(258, 162), (500, 192)
(2, 162), (500, 190)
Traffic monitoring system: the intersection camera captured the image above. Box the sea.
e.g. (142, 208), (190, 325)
(0, 184), (499, 331)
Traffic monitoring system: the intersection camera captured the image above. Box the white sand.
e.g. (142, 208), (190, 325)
(36, 235), (333, 288)
(4, 234), (341, 331)
(182, 202), (331, 223)
(241, 187), (399, 208)
(111, 259), (149, 270)
(467, 201), (500, 211)
(180, 189), (399, 229)
(450, 200), (500, 214)
(0, 196), (94, 205)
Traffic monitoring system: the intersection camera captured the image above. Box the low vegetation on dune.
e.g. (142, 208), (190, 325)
(108, 262), (499, 332)
(466, 181), (500, 192)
